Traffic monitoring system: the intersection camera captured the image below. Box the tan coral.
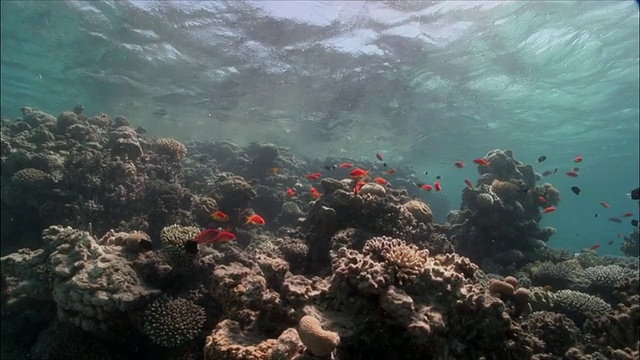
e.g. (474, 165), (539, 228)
(402, 200), (433, 224)
(204, 319), (277, 360)
(155, 137), (187, 161)
(297, 315), (340, 357)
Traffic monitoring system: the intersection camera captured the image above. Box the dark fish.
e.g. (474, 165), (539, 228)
(629, 187), (639, 200)
(424, 171), (428, 175)
(135, 126), (147, 134)
(595, 214), (599, 218)
(541, 170), (553, 176)
(184, 240), (199, 254)
(607, 240), (615, 245)
(537, 155), (547, 163)
(324, 165), (337, 171)
(608, 217), (622, 223)
(632, 219), (638, 227)
(436, 175), (441, 180)
(152, 108), (169, 116)
(570, 186), (581, 195)
(383, 162), (387, 167)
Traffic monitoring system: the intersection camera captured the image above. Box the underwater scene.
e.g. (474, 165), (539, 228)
(1, 1), (639, 360)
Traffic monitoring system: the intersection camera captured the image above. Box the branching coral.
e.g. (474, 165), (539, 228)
(160, 224), (200, 267)
(143, 297), (206, 347)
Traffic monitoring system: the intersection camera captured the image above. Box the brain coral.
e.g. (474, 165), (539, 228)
(297, 315), (340, 357)
(143, 297), (206, 347)
(155, 138), (187, 161)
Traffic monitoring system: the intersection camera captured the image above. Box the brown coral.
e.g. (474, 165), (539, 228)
(297, 315), (340, 357)
(204, 319), (277, 360)
(155, 138), (187, 162)
(143, 297), (206, 347)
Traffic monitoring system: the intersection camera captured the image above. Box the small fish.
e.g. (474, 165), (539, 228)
(374, 177), (388, 186)
(565, 171), (578, 177)
(310, 187), (321, 199)
(607, 240), (615, 245)
(418, 183), (433, 191)
(349, 168), (369, 178)
(553, 167), (559, 175)
(383, 162), (387, 167)
(464, 179), (474, 189)
(537, 156), (547, 163)
(454, 161), (465, 168)
(435, 175), (441, 180)
(587, 243), (600, 251)
(303, 173), (322, 180)
(424, 171), (428, 175)
(572, 167), (580, 172)
(286, 188), (295, 197)
(354, 180), (366, 195)
(385, 169), (396, 175)
(621, 212), (634, 218)
(152, 108), (169, 116)
(573, 156), (583, 163)
(267, 167), (280, 174)
(324, 165), (337, 171)
(570, 186), (581, 195)
(541, 170), (553, 176)
(473, 158), (490, 167)
(600, 201), (611, 208)
(539, 196), (547, 203)
(243, 214), (266, 226)
(135, 126), (147, 134)
(595, 214), (599, 218)
(338, 163), (353, 168)
(434, 181), (441, 192)
(541, 206), (556, 214)
(211, 211), (229, 222)
(376, 153), (383, 161)
(632, 219), (639, 227)
(185, 228), (235, 254)
(608, 217), (622, 223)
(629, 188), (639, 200)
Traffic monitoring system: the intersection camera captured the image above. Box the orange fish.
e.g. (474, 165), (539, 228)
(587, 243), (600, 251)
(185, 228), (236, 254)
(385, 169), (396, 175)
(286, 188), (295, 197)
(354, 180), (366, 195)
(473, 158), (490, 167)
(338, 163), (353, 168)
(211, 211), (229, 222)
(419, 183), (433, 191)
(621, 212), (633, 218)
(565, 171), (578, 177)
(303, 172), (322, 180)
(573, 156), (583, 163)
(376, 152), (383, 161)
(349, 168), (369, 178)
(243, 214), (266, 225)
(454, 161), (465, 168)
(434, 181), (441, 192)
(310, 187), (321, 199)
(539, 196), (547, 203)
(374, 177), (388, 186)
(464, 179), (474, 189)
(541, 206), (556, 214)
(267, 167), (280, 174)
(600, 201), (611, 208)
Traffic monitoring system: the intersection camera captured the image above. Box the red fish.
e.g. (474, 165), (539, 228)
(376, 152), (383, 161)
(310, 187), (321, 199)
(434, 181), (441, 192)
(565, 171), (578, 177)
(286, 188), (295, 197)
(541, 206), (556, 214)
(374, 177), (388, 186)
(621, 212), (633, 218)
(385, 168), (396, 175)
(600, 201), (611, 208)
(349, 168), (369, 178)
(418, 183), (433, 191)
(211, 211), (229, 222)
(539, 196), (547, 203)
(338, 163), (353, 168)
(454, 161), (465, 168)
(354, 180), (366, 195)
(303, 173), (322, 180)
(185, 228), (235, 254)
(464, 179), (474, 189)
(587, 243), (600, 251)
(473, 158), (490, 167)
(243, 214), (266, 225)
(574, 156), (583, 163)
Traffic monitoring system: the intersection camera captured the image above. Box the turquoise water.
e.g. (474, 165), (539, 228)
(1, 0), (638, 256)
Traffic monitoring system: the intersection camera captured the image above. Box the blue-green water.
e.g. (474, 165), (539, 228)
(1, 0), (638, 255)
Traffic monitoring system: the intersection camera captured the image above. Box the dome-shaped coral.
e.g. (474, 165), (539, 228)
(297, 315), (340, 357)
(143, 297), (206, 347)
(155, 138), (187, 162)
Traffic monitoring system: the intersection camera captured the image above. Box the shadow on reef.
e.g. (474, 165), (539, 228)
(0, 106), (638, 360)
